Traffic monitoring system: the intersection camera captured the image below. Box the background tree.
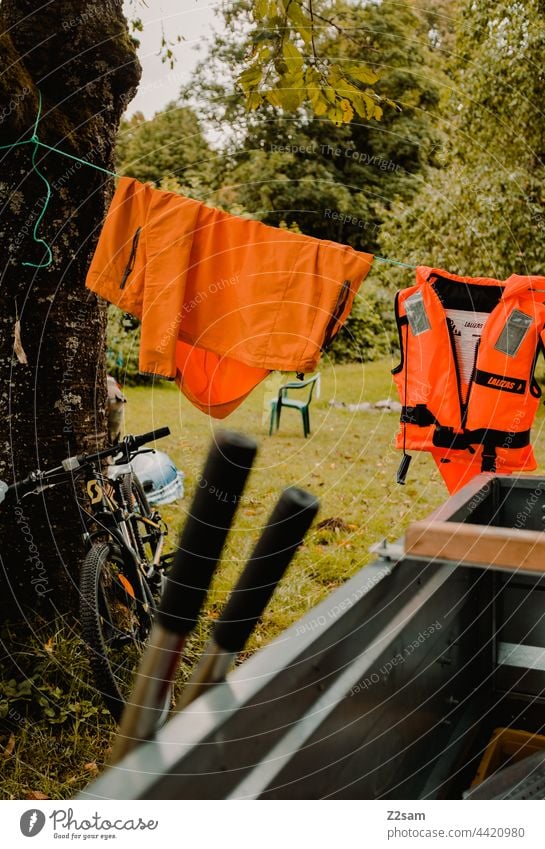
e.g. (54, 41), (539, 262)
(184, 0), (446, 359)
(0, 0), (467, 618)
(0, 0), (140, 616)
(0, 0), (463, 610)
(115, 102), (214, 192)
(378, 0), (545, 290)
(112, 0), (447, 376)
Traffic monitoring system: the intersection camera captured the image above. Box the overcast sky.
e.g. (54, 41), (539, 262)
(122, 0), (220, 117)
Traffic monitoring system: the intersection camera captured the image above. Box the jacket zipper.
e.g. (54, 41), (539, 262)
(444, 315), (465, 429)
(461, 337), (480, 430)
(120, 227), (142, 289)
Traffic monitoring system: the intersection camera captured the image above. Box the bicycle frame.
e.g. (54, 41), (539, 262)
(78, 461), (165, 628)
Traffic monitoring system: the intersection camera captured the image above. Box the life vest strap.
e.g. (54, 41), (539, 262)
(481, 448), (497, 473)
(401, 405), (437, 426)
(432, 425), (531, 451)
(400, 406), (531, 450)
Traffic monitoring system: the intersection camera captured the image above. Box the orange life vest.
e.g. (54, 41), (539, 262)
(86, 177), (373, 417)
(392, 266), (545, 492)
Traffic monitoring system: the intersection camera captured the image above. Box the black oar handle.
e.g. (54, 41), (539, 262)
(213, 487), (319, 654)
(157, 431), (257, 635)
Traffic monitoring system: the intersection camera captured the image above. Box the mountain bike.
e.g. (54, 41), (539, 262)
(0, 427), (173, 721)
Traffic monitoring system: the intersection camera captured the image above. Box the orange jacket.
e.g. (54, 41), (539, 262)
(393, 266), (545, 491)
(86, 177), (373, 417)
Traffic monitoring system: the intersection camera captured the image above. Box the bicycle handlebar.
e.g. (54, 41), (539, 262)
(0, 426), (171, 504)
(124, 427), (171, 454)
(78, 425), (171, 467)
(0, 472), (44, 504)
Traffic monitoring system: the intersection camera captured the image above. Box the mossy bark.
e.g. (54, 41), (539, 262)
(0, 1), (141, 618)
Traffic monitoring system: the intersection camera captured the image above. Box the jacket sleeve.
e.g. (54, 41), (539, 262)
(86, 177), (199, 381)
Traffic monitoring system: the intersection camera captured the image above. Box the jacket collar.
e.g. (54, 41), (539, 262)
(416, 266), (545, 302)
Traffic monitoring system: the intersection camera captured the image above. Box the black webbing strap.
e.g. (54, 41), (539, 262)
(432, 426), (530, 451)
(401, 405), (438, 426)
(401, 405), (531, 452)
(481, 447), (497, 473)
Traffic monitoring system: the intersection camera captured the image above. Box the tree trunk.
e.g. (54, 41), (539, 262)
(0, 1), (141, 618)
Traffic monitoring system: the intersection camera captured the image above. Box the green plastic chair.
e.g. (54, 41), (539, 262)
(269, 374), (321, 438)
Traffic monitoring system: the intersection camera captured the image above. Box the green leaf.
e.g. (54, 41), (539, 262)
(305, 66), (320, 84)
(339, 98), (354, 123)
(306, 85), (321, 111)
(350, 92), (368, 118)
(326, 70), (341, 90)
(265, 88), (283, 107)
(286, 1), (312, 44)
(282, 40), (304, 73)
(313, 95), (329, 117)
(238, 62), (263, 92)
(345, 63), (379, 85)
(258, 45), (273, 62)
(247, 90), (264, 111)
(327, 104), (345, 126)
(277, 74), (306, 110)
(363, 93), (376, 119)
(254, 0), (270, 19)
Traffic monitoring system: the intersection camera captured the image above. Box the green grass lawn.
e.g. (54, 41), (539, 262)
(124, 359), (449, 660)
(2, 358), (545, 798)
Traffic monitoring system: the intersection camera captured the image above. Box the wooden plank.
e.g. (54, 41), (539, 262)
(405, 520), (545, 573)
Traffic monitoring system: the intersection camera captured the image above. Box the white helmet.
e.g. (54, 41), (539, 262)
(130, 450), (184, 505)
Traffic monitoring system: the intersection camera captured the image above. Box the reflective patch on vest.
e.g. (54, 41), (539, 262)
(494, 310), (532, 357)
(474, 369), (526, 394)
(405, 291), (431, 336)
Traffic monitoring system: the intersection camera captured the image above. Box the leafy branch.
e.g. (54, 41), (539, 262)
(238, 0), (385, 124)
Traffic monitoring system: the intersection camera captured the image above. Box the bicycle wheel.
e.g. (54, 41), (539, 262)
(80, 541), (153, 721)
(122, 472), (162, 572)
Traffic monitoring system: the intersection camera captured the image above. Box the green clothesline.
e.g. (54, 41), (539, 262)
(0, 90), (417, 271)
